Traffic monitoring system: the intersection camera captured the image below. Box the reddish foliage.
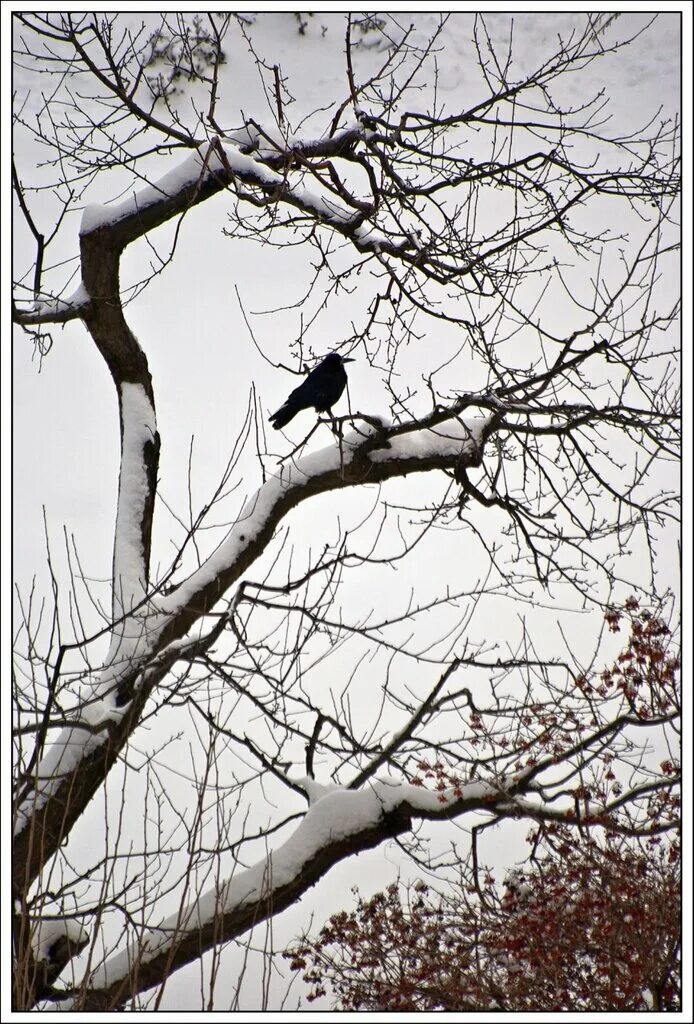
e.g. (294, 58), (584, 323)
(286, 830), (680, 1011)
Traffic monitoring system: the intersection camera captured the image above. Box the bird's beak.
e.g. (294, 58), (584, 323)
(341, 357), (355, 363)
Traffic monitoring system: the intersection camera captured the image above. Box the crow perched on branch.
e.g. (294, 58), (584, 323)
(269, 352), (355, 430)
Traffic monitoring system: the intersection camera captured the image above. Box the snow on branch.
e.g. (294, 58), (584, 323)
(212, 138), (409, 253)
(76, 136), (411, 256)
(14, 281), (91, 326)
(15, 127), (411, 330)
(30, 916), (90, 965)
(155, 416), (488, 622)
(111, 382), (158, 620)
(14, 695), (130, 838)
(83, 775), (499, 995)
(13, 384), (155, 840)
(222, 119), (376, 162)
(79, 149), (214, 235)
(25, 914), (91, 1004)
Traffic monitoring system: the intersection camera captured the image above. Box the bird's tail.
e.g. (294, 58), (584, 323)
(269, 403), (296, 430)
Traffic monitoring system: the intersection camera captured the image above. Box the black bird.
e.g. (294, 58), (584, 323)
(269, 352), (355, 430)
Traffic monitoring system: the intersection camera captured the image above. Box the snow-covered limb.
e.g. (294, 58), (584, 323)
(78, 138), (412, 256)
(13, 333), (161, 845)
(78, 775), (500, 1003)
(223, 119), (376, 161)
(14, 281), (91, 326)
(24, 915), (90, 1005)
(369, 418), (483, 462)
(78, 124), (380, 239)
(30, 917), (90, 965)
(211, 139), (411, 254)
(13, 686), (131, 838)
(15, 125), (408, 333)
(111, 383), (158, 622)
(155, 416), (488, 620)
(80, 149), (212, 235)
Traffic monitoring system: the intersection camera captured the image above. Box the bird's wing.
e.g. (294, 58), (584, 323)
(284, 378), (313, 406)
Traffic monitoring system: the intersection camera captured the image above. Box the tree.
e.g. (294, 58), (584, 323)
(11, 12), (680, 1011)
